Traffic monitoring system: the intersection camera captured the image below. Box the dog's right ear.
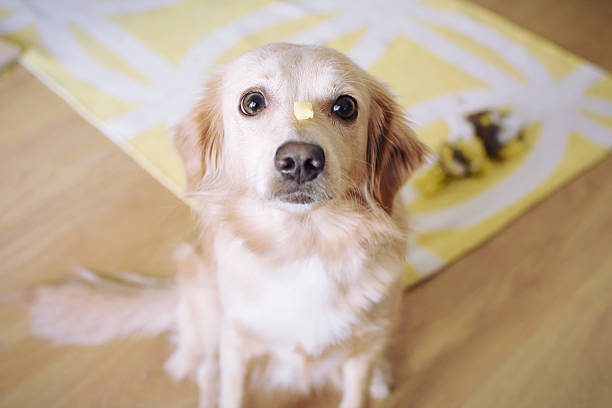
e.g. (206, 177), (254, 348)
(172, 72), (225, 193)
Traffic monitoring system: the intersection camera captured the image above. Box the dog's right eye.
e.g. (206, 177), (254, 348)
(240, 91), (266, 116)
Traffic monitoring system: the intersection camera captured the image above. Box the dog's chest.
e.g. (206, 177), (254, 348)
(216, 237), (359, 354)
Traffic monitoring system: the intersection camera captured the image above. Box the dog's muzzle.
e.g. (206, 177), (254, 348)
(273, 141), (325, 204)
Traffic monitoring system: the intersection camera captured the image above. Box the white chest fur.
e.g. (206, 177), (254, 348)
(215, 235), (359, 355)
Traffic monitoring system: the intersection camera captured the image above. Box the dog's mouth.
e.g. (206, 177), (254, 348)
(270, 176), (332, 207)
(272, 183), (331, 206)
(277, 191), (316, 204)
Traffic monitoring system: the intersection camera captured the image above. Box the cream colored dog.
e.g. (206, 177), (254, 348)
(168, 43), (426, 408)
(24, 43), (426, 408)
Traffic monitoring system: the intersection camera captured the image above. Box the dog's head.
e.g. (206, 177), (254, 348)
(174, 43), (426, 214)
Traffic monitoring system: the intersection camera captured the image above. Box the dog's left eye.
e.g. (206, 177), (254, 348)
(332, 95), (357, 121)
(240, 91), (266, 116)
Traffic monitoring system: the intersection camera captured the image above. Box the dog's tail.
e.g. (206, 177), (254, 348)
(14, 267), (178, 346)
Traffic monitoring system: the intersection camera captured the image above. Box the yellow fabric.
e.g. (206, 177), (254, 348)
(2, 0), (610, 285)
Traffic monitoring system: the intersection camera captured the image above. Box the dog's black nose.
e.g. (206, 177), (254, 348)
(274, 142), (325, 184)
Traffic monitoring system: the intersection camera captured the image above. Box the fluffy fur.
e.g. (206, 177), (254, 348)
(171, 43), (426, 407)
(23, 44), (427, 408)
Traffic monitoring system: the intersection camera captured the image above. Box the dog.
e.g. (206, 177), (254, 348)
(168, 43), (426, 407)
(24, 43), (427, 408)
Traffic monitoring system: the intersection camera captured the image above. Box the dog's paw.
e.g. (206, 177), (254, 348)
(369, 381), (390, 400)
(164, 349), (193, 381)
(197, 361), (219, 408)
(369, 359), (393, 400)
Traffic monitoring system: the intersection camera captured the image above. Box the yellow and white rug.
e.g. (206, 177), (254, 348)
(1, 0), (611, 286)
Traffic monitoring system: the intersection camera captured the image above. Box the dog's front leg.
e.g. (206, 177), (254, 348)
(339, 351), (377, 408)
(219, 323), (249, 408)
(197, 359), (220, 408)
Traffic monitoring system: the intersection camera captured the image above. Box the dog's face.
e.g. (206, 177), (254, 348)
(174, 43), (426, 214)
(221, 44), (369, 208)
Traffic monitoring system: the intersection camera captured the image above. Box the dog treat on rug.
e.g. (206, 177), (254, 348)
(467, 109), (525, 160)
(413, 108), (526, 195)
(293, 101), (314, 120)
(439, 138), (485, 178)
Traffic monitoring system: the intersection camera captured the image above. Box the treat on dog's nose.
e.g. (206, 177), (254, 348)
(294, 102), (313, 120)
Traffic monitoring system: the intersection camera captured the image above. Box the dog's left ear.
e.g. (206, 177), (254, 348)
(367, 79), (428, 214)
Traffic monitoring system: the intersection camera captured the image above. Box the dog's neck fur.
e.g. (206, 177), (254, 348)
(198, 188), (407, 355)
(197, 186), (405, 268)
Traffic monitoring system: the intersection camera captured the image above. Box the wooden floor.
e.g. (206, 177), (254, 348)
(1, 1), (611, 407)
